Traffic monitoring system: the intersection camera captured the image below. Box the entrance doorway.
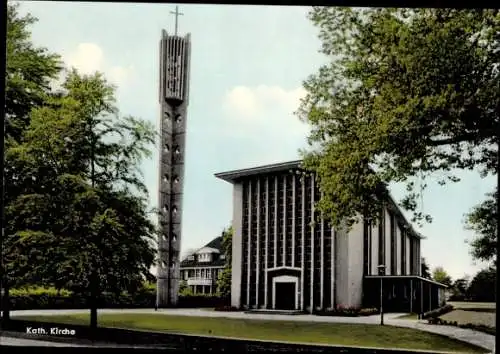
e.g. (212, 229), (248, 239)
(275, 282), (296, 310)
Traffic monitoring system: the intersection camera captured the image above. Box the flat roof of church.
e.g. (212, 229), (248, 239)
(214, 160), (302, 182)
(215, 160), (425, 240)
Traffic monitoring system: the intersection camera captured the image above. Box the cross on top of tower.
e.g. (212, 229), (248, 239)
(170, 6), (184, 36)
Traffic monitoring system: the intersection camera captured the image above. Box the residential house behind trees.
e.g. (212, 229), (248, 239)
(179, 237), (225, 295)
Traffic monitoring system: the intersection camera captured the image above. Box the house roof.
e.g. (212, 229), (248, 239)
(180, 236), (225, 268)
(215, 160), (424, 240)
(215, 160), (302, 183)
(204, 236), (223, 250)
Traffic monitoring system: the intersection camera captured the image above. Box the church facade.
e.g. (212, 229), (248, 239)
(215, 160), (446, 314)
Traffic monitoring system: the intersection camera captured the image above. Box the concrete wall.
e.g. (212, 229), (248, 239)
(396, 225), (402, 275)
(370, 223), (379, 275)
(334, 218), (365, 308)
(384, 209), (392, 274)
(405, 234), (411, 275)
(417, 240), (422, 276)
(335, 226), (349, 307)
(231, 183), (243, 308)
(347, 219), (364, 307)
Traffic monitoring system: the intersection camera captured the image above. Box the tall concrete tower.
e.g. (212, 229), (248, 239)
(156, 18), (191, 307)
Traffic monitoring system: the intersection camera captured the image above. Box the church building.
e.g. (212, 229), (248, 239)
(215, 160), (446, 314)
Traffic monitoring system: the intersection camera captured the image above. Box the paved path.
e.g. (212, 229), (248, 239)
(0, 330), (171, 348)
(8, 309), (496, 352)
(1, 334), (85, 346)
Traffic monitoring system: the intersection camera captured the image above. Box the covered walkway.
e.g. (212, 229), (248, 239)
(363, 275), (447, 315)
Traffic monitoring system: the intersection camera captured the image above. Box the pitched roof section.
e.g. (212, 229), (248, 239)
(180, 236), (225, 268)
(204, 236), (223, 250)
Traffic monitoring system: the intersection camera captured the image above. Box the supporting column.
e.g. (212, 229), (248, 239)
(264, 177), (269, 308)
(420, 280), (424, 318)
(274, 178), (278, 268)
(410, 279), (413, 313)
(331, 227), (335, 308)
(246, 183), (252, 308)
(292, 175), (296, 267)
(300, 176), (305, 311)
(256, 178), (261, 307)
(429, 283), (432, 311)
(320, 211), (324, 310)
(310, 175), (315, 314)
(231, 183), (243, 308)
(283, 175), (287, 266)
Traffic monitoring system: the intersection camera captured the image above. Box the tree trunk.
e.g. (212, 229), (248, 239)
(89, 270), (98, 330)
(2, 282), (11, 322)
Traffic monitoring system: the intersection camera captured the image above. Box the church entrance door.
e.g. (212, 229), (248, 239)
(275, 282), (296, 310)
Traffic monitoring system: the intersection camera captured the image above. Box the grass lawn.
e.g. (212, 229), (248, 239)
(440, 310), (495, 328)
(18, 314), (487, 353)
(448, 302), (496, 311)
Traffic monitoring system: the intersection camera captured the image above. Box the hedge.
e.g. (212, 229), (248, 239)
(3, 286), (228, 310)
(314, 306), (379, 317)
(422, 304), (454, 319)
(427, 318), (496, 335)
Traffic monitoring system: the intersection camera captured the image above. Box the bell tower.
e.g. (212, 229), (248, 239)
(156, 9), (191, 307)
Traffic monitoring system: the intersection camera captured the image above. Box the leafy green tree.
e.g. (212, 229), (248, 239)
(6, 71), (157, 329)
(421, 258), (431, 279)
(178, 281), (194, 297)
(467, 267), (496, 302)
(297, 8), (499, 229)
(450, 277), (470, 300)
(2, 2), (62, 321)
(432, 266), (453, 287)
(216, 226), (233, 299)
(465, 189), (497, 266)
(5, 3), (62, 143)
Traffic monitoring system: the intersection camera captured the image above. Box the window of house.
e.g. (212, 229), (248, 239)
(198, 253), (212, 262)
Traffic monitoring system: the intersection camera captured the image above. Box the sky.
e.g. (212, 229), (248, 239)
(16, 1), (496, 280)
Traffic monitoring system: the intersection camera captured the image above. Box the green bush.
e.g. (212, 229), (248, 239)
(213, 305), (239, 312)
(426, 317), (496, 335)
(358, 308), (379, 316)
(422, 304), (454, 319)
(315, 306), (378, 317)
(458, 323), (496, 335)
(5, 285), (227, 310)
(10, 286), (72, 297)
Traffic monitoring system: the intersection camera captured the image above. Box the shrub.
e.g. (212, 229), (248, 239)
(314, 306), (378, 317)
(177, 295), (228, 308)
(426, 318), (496, 335)
(422, 304), (454, 319)
(214, 305), (239, 312)
(10, 286), (72, 297)
(358, 308), (379, 316)
(448, 294), (467, 301)
(458, 323), (496, 335)
(427, 317), (441, 325)
(5, 285), (228, 310)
